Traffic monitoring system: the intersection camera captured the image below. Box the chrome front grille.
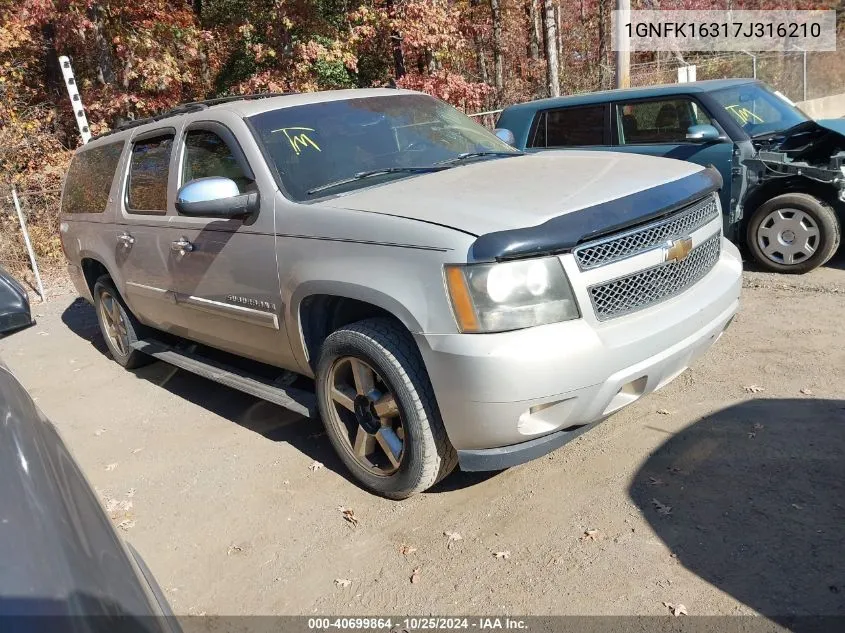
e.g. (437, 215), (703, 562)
(588, 234), (721, 321)
(573, 194), (719, 271)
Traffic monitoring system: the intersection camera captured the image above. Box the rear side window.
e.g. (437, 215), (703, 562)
(182, 130), (251, 193)
(529, 106), (606, 148)
(127, 135), (174, 214)
(61, 141), (124, 215)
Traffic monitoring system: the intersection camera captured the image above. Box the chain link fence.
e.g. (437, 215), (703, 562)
(472, 49), (845, 122)
(1, 185), (63, 297)
(627, 50), (842, 104)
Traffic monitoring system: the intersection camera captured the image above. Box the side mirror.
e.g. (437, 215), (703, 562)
(176, 177), (258, 218)
(0, 267), (34, 339)
(494, 128), (516, 147)
(686, 124), (723, 143)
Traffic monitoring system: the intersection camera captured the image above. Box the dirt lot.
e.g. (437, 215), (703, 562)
(2, 261), (844, 619)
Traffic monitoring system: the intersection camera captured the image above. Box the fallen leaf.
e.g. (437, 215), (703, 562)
(105, 463), (118, 471)
(648, 476), (665, 486)
(791, 503), (803, 510)
(747, 432), (757, 439)
(663, 602), (688, 616)
(338, 506), (358, 527)
(94, 428), (107, 436)
(410, 568), (421, 584)
(116, 519), (135, 531)
(131, 447), (143, 454)
(227, 544), (243, 556)
(399, 544), (417, 556)
(744, 385), (764, 394)
(800, 387), (813, 395)
(308, 461), (324, 472)
(283, 480), (290, 485)
(656, 409), (671, 415)
(652, 498), (673, 516)
(580, 529), (599, 542)
(444, 531), (462, 549)
(494, 551), (511, 559)
(334, 578), (351, 588)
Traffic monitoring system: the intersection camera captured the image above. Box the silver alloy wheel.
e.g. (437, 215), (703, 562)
(98, 290), (129, 357)
(756, 208), (820, 266)
(327, 357), (405, 476)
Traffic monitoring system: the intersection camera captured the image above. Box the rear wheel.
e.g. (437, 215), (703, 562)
(316, 318), (457, 499)
(746, 193), (840, 274)
(93, 276), (151, 369)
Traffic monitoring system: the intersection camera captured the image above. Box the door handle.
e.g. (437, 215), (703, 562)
(117, 232), (134, 247)
(171, 237), (194, 254)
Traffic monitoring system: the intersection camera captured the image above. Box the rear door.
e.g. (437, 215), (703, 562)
(165, 116), (291, 368)
(114, 128), (185, 331)
(610, 97), (734, 215)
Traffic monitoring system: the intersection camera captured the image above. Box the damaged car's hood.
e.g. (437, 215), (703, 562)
(320, 151), (706, 237)
(816, 118), (845, 138)
(752, 119), (845, 162)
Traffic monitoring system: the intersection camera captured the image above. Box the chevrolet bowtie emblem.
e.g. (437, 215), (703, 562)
(664, 237), (693, 263)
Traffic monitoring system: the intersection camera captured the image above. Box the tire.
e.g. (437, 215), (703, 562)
(93, 275), (152, 370)
(316, 317), (457, 499)
(746, 193), (841, 274)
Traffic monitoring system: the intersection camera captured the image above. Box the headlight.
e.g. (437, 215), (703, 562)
(444, 257), (580, 333)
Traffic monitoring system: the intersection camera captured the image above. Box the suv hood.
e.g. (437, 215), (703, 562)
(320, 151), (704, 236)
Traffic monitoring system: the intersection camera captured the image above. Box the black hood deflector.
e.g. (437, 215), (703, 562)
(469, 166), (723, 262)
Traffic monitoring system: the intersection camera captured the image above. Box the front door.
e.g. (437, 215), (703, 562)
(164, 121), (291, 368)
(610, 97), (734, 224)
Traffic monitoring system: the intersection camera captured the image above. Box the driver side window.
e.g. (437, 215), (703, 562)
(182, 130), (252, 193)
(616, 99), (713, 145)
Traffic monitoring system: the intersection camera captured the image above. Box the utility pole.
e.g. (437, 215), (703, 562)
(614, 0), (630, 89)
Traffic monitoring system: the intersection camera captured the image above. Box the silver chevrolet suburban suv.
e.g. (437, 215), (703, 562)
(60, 89), (742, 498)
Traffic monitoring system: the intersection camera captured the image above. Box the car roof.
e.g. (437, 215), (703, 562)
(501, 78), (760, 114)
(83, 88), (422, 148)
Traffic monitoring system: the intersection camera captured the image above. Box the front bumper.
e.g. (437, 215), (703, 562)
(415, 238), (742, 466)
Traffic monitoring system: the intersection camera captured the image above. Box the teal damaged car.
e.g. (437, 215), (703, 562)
(497, 79), (845, 273)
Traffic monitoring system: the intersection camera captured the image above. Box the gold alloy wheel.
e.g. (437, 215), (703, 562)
(327, 356), (405, 475)
(98, 289), (130, 357)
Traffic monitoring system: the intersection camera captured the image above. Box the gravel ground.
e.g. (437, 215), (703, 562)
(1, 259), (844, 619)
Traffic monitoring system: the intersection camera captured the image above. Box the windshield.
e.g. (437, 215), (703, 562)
(248, 94), (519, 201)
(709, 83), (809, 137)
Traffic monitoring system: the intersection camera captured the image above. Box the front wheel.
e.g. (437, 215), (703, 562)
(746, 193), (841, 274)
(316, 318), (457, 499)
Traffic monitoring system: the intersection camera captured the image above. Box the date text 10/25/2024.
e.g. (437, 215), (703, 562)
(308, 618), (528, 631)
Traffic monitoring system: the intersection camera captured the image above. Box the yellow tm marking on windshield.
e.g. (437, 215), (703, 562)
(725, 104), (765, 124)
(272, 127), (322, 155)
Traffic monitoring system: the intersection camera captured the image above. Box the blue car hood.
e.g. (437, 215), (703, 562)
(815, 118), (845, 138)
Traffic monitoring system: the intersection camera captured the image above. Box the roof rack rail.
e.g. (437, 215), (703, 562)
(90, 92), (296, 141)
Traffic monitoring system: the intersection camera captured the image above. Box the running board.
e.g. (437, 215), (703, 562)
(131, 339), (318, 418)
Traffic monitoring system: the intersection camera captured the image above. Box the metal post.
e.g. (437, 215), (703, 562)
(803, 50), (807, 101)
(58, 55), (91, 144)
(740, 51), (756, 79)
(614, 0), (631, 88)
(11, 187), (46, 302)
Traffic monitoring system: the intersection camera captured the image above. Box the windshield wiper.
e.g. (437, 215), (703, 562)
(307, 166), (451, 195)
(436, 151), (523, 165)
